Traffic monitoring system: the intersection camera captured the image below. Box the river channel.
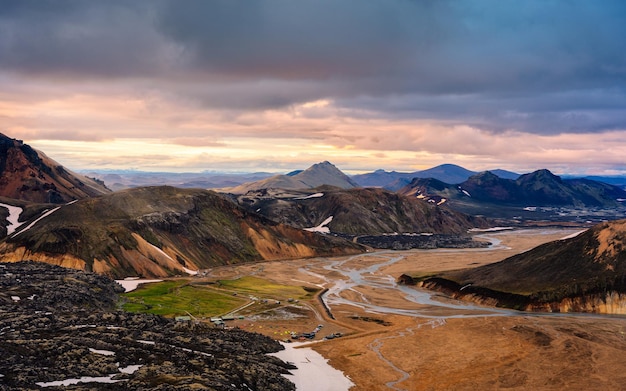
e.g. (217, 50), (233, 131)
(300, 229), (610, 320)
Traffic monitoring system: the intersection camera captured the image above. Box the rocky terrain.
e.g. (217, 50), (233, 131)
(0, 261), (295, 390)
(0, 186), (363, 278)
(353, 233), (489, 250)
(409, 219), (626, 314)
(0, 133), (110, 203)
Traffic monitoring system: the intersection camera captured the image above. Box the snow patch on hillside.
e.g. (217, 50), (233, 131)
(294, 193), (324, 200)
(304, 216), (333, 234)
(0, 203), (24, 235)
(12, 207), (61, 237)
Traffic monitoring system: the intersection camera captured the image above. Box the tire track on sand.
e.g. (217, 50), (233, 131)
(368, 318), (447, 391)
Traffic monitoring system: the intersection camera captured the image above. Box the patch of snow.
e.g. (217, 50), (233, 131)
(437, 198), (447, 205)
(523, 206), (537, 211)
(304, 216), (333, 234)
(0, 203), (24, 235)
(294, 193), (324, 200)
(89, 348), (115, 356)
(560, 229), (587, 240)
(66, 200), (78, 205)
(183, 267), (198, 275)
(416, 194), (426, 199)
(137, 340), (156, 345)
(119, 365), (142, 374)
(11, 206), (61, 237)
(461, 189), (471, 197)
(11, 296), (20, 302)
(269, 342), (354, 391)
(115, 279), (163, 292)
(36, 376), (123, 387)
(618, 198), (625, 202)
(469, 227), (514, 233)
(144, 241), (198, 275)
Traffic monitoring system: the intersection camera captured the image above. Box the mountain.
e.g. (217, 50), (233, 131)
(0, 186), (363, 278)
(82, 170), (275, 191)
(399, 169), (626, 211)
(233, 186), (487, 236)
(225, 161), (359, 194)
(414, 220), (626, 314)
(351, 164), (520, 189)
(0, 133), (110, 203)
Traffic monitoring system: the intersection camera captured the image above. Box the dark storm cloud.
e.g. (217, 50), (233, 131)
(0, 0), (169, 77)
(1, 0), (626, 134)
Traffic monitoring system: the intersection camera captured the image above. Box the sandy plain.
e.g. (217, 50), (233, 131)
(205, 228), (626, 390)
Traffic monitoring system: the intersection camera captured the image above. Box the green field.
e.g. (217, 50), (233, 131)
(121, 276), (319, 318)
(122, 280), (247, 318)
(217, 276), (318, 300)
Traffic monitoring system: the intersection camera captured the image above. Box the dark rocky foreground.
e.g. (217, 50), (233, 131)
(0, 261), (295, 390)
(352, 233), (489, 250)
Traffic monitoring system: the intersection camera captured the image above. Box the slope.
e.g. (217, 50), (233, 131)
(234, 186), (487, 236)
(0, 133), (110, 203)
(417, 220), (626, 313)
(0, 186), (363, 278)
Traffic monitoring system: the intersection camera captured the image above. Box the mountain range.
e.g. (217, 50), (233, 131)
(398, 169), (626, 218)
(351, 163), (521, 190)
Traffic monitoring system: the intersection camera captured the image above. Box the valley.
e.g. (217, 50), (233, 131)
(124, 228), (626, 390)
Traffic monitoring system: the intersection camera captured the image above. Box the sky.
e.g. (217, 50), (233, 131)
(1, 0), (626, 175)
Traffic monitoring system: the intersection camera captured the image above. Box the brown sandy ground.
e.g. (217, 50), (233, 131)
(202, 228), (626, 390)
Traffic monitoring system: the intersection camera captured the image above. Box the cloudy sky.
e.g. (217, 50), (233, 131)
(1, 0), (626, 175)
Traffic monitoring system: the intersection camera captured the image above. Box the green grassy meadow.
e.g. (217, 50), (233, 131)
(121, 276), (319, 318)
(122, 279), (247, 318)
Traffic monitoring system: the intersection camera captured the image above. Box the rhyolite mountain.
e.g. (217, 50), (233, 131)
(410, 220), (626, 314)
(232, 186), (488, 236)
(0, 186), (363, 278)
(0, 133), (110, 203)
(352, 164), (520, 189)
(224, 161), (359, 194)
(399, 169), (626, 210)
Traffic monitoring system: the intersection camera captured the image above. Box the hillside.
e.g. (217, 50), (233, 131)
(0, 186), (362, 278)
(414, 220), (626, 313)
(0, 133), (110, 203)
(226, 161), (358, 194)
(234, 186), (488, 236)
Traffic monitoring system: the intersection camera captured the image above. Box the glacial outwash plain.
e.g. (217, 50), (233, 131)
(3, 133), (626, 390)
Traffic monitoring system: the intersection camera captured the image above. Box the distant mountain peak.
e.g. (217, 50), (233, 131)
(224, 161), (358, 194)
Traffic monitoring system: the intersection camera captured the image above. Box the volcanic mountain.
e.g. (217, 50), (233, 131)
(0, 186), (363, 278)
(414, 220), (626, 314)
(399, 169), (626, 214)
(352, 164), (520, 189)
(233, 186), (487, 236)
(225, 161), (359, 194)
(0, 133), (110, 203)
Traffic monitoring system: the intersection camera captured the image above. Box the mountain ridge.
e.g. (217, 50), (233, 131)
(0, 133), (110, 203)
(0, 186), (363, 278)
